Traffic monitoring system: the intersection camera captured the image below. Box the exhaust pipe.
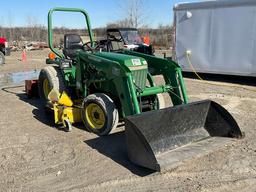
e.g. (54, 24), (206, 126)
(125, 100), (243, 171)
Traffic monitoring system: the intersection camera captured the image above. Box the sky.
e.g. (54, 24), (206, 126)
(0, 0), (197, 28)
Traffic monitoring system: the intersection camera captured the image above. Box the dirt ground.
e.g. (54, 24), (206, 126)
(0, 50), (255, 192)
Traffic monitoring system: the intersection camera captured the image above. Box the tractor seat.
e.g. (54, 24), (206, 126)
(63, 34), (83, 60)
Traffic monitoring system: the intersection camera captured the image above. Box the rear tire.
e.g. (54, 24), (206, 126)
(38, 66), (66, 101)
(82, 93), (119, 136)
(0, 52), (5, 65)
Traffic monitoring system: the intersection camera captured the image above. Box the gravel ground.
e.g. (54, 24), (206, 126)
(0, 50), (255, 191)
(0, 50), (48, 73)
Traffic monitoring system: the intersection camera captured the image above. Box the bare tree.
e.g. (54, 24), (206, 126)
(8, 11), (14, 41)
(114, 0), (148, 28)
(0, 16), (5, 37)
(107, 18), (133, 28)
(26, 16), (41, 41)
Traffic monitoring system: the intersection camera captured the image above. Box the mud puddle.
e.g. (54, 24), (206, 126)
(0, 70), (39, 87)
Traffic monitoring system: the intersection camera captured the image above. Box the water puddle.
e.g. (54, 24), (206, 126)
(0, 70), (39, 87)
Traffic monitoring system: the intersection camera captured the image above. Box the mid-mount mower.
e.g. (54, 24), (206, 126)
(37, 8), (243, 171)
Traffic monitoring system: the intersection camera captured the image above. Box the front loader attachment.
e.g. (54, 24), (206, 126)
(125, 100), (243, 171)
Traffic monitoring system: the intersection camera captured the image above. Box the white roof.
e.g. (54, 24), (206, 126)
(174, 0), (256, 10)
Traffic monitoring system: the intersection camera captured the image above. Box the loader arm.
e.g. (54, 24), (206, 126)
(122, 50), (188, 105)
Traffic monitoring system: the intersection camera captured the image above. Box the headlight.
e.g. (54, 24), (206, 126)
(60, 59), (72, 68)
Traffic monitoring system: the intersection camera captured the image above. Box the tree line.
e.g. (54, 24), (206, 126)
(0, 0), (174, 48)
(0, 25), (174, 49)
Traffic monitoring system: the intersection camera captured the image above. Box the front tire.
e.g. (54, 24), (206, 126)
(82, 93), (119, 136)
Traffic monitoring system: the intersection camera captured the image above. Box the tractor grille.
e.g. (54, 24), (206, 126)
(131, 69), (147, 90)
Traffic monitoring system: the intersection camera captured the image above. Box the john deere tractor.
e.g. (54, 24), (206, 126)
(38, 8), (243, 171)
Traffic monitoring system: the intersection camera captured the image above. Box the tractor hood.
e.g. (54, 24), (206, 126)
(95, 52), (148, 89)
(94, 52), (148, 69)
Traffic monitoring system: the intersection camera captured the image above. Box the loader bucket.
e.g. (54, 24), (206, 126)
(125, 100), (243, 171)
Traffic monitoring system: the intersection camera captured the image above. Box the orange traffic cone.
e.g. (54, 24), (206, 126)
(22, 49), (27, 63)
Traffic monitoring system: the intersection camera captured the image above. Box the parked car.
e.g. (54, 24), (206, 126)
(0, 37), (10, 64)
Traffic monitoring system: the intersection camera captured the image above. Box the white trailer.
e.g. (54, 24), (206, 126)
(174, 0), (256, 77)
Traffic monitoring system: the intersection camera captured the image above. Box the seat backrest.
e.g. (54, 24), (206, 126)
(63, 34), (83, 59)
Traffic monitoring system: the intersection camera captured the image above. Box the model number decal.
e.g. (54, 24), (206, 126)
(132, 59), (141, 66)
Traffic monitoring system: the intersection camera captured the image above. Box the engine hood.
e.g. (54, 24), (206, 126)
(94, 52), (147, 68)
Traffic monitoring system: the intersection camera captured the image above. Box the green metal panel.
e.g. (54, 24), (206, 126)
(94, 52), (147, 68)
(132, 69), (147, 90)
(95, 52), (148, 89)
(95, 51), (148, 90)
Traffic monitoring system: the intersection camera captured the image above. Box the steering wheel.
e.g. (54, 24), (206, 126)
(113, 37), (123, 42)
(82, 42), (94, 52)
(108, 35), (123, 42)
(83, 41), (110, 52)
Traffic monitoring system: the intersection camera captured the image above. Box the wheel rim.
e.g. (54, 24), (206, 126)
(85, 103), (105, 129)
(43, 79), (51, 98)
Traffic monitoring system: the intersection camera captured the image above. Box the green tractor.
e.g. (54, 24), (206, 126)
(38, 8), (243, 171)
